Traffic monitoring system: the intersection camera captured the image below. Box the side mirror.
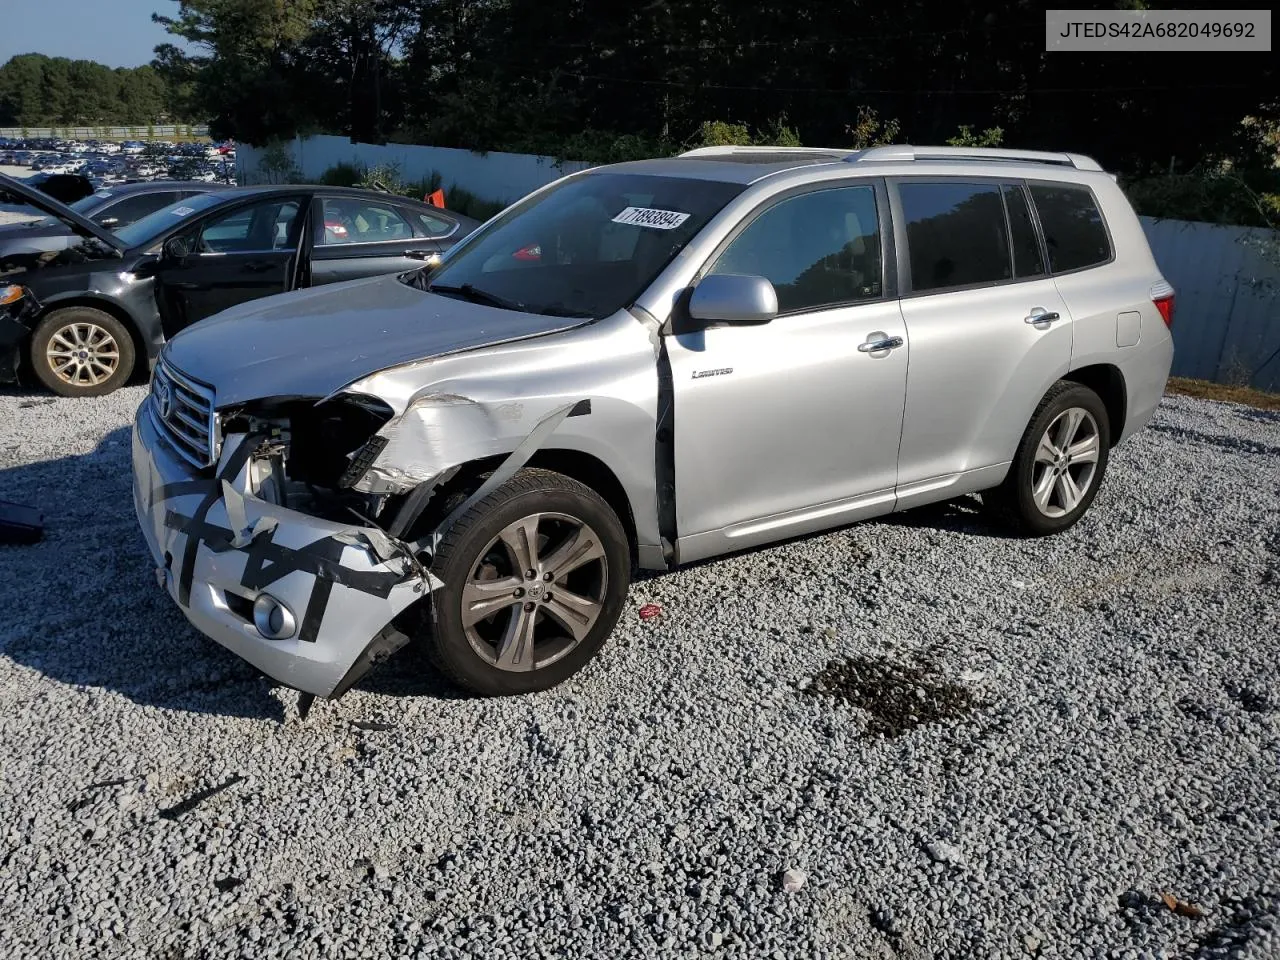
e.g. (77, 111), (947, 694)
(163, 234), (194, 262)
(687, 274), (778, 326)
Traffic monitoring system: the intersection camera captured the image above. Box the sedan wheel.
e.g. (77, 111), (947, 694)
(29, 306), (136, 397)
(45, 320), (121, 388)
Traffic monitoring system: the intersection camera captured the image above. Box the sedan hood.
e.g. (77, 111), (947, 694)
(164, 273), (591, 407)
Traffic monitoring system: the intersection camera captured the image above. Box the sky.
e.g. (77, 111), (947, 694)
(2, 0), (191, 68)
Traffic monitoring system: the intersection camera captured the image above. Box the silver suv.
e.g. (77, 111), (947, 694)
(132, 145), (1174, 701)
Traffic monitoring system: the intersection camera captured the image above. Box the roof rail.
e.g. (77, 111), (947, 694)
(849, 145), (1104, 172)
(678, 146), (849, 158)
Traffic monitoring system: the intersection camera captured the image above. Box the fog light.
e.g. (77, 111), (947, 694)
(253, 594), (297, 640)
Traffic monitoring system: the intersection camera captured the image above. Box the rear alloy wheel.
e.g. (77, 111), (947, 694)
(427, 468), (630, 695)
(984, 381), (1111, 536)
(30, 307), (136, 397)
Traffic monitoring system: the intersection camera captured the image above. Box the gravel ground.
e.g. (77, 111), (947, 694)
(0, 385), (1277, 959)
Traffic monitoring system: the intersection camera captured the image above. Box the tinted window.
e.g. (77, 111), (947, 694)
(420, 173), (743, 319)
(1030, 183), (1111, 273)
(198, 199), (301, 252)
(96, 192), (182, 228)
(707, 185), (882, 313)
(900, 181), (1010, 292)
(1003, 184), (1045, 279)
(318, 197), (412, 244)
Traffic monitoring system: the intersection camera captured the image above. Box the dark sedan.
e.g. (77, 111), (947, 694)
(0, 176), (481, 396)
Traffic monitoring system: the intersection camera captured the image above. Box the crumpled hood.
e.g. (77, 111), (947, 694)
(163, 273), (589, 408)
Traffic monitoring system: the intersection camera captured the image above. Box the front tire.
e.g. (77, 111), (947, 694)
(984, 381), (1111, 536)
(426, 468), (631, 696)
(29, 307), (136, 397)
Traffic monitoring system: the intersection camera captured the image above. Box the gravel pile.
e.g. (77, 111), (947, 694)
(0, 385), (1277, 959)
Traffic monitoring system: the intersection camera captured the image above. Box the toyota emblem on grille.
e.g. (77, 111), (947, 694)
(155, 379), (172, 420)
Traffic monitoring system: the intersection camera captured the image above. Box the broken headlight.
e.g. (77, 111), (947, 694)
(223, 393), (394, 489)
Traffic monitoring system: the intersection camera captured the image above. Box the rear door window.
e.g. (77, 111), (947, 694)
(706, 184), (883, 313)
(898, 181), (1011, 293)
(1029, 183), (1111, 273)
(317, 197), (413, 245)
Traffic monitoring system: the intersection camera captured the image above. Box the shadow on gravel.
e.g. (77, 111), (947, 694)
(0, 426), (284, 721)
(879, 495), (1020, 539)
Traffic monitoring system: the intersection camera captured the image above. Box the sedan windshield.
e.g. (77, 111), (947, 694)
(414, 173), (744, 318)
(114, 191), (226, 249)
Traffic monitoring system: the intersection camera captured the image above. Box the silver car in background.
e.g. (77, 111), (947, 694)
(131, 145), (1174, 702)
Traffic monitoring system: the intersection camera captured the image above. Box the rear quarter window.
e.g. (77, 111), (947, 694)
(1029, 183), (1112, 273)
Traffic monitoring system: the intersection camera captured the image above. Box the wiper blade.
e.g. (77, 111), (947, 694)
(426, 282), (525, 312)
(537, 305), (594, 319)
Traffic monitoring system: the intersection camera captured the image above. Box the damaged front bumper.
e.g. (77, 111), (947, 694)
(131, 402), (440, 699)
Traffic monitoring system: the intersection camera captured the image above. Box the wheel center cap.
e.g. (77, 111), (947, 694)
(78, 350), (88, 360)
(528, 583), (543, 600)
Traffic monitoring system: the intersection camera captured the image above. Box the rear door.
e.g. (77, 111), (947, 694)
(154, 195), (305, 333)
(308, 195), (439, 285)
(890, 178), (1073, 505)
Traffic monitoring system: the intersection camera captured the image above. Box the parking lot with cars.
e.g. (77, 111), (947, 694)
(0, 135), (236, 187)
(0, 384), (1277, 958)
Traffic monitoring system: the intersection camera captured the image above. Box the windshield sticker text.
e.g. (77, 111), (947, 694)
(612, 206), (691, 230)
(172, 206), (195, 216)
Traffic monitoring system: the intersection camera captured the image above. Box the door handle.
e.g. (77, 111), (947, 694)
(1024, 308), (1061, 324)
(405, 249), (441, 263)
(858, 334), (904, 353)
(242, 260), (278, 273)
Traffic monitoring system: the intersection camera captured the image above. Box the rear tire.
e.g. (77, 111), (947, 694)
(29, 306), (135, 397)
(983, 381), (1111, 536)
(425, 468), (630, 696)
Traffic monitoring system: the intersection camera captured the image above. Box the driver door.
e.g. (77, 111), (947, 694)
(667, 181), (910, 564)
(155, 195), (305, 335)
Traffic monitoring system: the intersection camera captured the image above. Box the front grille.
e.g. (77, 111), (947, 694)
(149, 358), (219, 469)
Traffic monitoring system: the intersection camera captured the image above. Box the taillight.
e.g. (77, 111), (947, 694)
(1153, 293), (1174, 327)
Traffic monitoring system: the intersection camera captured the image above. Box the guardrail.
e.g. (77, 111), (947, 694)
(0, 125), (210, 140)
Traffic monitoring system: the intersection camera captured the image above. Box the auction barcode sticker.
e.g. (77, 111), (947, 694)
(612, 206), (691, 230)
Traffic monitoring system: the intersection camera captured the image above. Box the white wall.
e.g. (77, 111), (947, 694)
(1141, 217), (1280, 390)
(236, 134), (594, 205)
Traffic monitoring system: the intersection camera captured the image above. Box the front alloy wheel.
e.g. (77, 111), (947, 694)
(29, 306), (136, 397)
(461, 512), (608, 672)
(425, 468), (630, 695)
(45, 320), (121, 388)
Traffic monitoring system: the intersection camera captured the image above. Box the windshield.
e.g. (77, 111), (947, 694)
(414, 173), (744, 318)
(114, 191), (226, 249)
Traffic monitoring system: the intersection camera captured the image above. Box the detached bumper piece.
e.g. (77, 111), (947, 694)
(0, 500), (43, 545)
(132, 403), (440, 699)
